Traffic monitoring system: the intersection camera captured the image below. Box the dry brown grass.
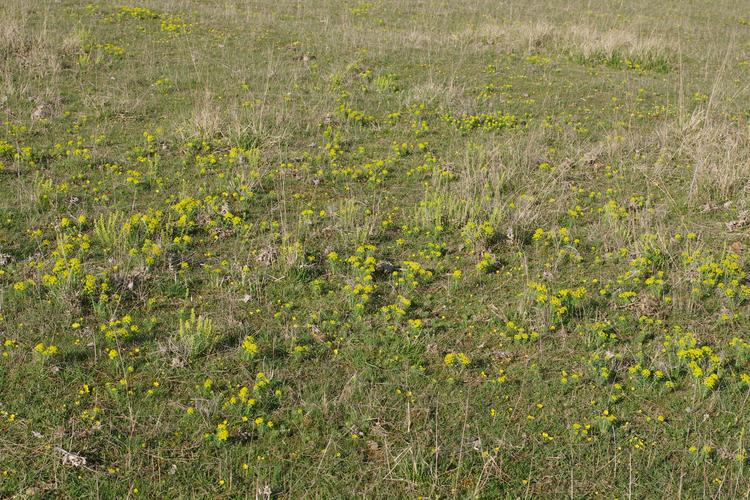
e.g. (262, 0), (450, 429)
(461, 20), (674, 65)
(0, 18), (79, 73)
(683, 115), (750, 204)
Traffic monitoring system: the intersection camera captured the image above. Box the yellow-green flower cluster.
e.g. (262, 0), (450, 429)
(442, 111), (518, 132)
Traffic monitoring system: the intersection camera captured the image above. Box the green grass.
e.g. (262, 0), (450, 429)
(2, 0), (750, 497)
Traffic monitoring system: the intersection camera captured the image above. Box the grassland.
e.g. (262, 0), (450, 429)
(1, 0), (750, 497)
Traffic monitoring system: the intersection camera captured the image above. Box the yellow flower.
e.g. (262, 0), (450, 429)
(216, 421), (229, 441)
(33, 343), (58, 357)
(241, 336), (258, 357)
(444, 352), (470, 366)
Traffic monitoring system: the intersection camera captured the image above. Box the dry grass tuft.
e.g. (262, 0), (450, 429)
(463, 21), (673, 70)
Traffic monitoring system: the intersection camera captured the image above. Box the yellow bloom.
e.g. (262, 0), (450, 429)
(216, 421), (229, 441)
